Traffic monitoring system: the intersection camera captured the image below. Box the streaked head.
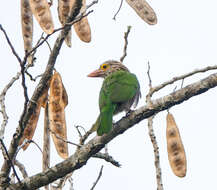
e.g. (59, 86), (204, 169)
(87, 60), (129, 78)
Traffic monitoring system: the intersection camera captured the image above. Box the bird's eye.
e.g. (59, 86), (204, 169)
(101, 64), (107, 70)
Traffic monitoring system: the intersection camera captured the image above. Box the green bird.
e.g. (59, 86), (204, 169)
(88, 60), (141, 136)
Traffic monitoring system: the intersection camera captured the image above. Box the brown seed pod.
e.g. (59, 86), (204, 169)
(73, 0), (91, 43)
(19, 101), (41, 150)
(29, 0), (54, 34)
(19, 82), (50, 150)
(166, 112), (187, 177)
(125, 0), (157, 25)
(21, 0), (33, 64)
(58, 0), (75, 47)
(48, 71), (68, 159)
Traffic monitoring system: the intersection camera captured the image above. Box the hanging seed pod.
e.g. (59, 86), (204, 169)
(21, 0), (33, 64)
(19, 101), (41, 150)
(29, 0), (54, 34)
(19, 85), (50, 150)
(58, 0), (75, 47)
(73, 0), (91, 43)
(49, 71), (68, 159)
(125, 0), (157, 25)
(166, 112), (187, 177)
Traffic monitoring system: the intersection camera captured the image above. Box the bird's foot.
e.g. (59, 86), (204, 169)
(126, 109), (133, 117)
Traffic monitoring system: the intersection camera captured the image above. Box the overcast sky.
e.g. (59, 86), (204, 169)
(1, 0), (217, 189)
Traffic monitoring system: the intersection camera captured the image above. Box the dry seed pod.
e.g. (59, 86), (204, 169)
(125, 0), (157, 25)
(19, 101), (41, 150)
(21, 0), (33, 64)
(166, 112), (187, 177)
(19, 83), (50, 150)
(29, 0), (54, 34)
(73, 0), (91, 43)
(58, 0), (75, 47)
(49, 71), (68, 159)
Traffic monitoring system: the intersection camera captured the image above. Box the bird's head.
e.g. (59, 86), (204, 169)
(87, 60), (129, 78)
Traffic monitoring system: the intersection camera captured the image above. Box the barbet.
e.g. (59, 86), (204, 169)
(88, 60), (141, 136)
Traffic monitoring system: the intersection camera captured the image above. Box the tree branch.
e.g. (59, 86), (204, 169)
(5, 72), (217, 190)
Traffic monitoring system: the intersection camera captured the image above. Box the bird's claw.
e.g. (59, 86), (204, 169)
(126, 109), (133, 116)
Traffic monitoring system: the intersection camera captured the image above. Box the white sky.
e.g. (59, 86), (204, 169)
(1, 0), (217, 189)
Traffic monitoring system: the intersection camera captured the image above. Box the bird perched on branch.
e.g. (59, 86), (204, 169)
(88, 60), (141, 136)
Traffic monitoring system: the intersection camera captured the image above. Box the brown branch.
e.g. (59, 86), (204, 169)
(90, 166), (103, 190)
(92, 153), (121, 167)
(120, 26), (131, 63)
(5, 72), (217, 190)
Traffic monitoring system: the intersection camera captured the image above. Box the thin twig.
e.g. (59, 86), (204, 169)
(146, 63), (164, 190)
(79, 130), (92, 145)
(120, 26), (131, 63)
(0, 25), (22, 64)
(42, 37), (52, 53)
(148, 65), (217, 97)
(51, 173), (73, 189)
(113, 0), (124, 20)
(0, 72), (20, 139)
(92, 153), (121, 167)
(0, 139), (21, 183)
(90, 166), (104, 190)
(14, 160), (28, 179)
(49, 128), (81, 147)
(43, 103), (50, 190)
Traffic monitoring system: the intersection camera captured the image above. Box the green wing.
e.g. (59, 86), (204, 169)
(97, 71), (139, 136)
(101, 71), (140, 104)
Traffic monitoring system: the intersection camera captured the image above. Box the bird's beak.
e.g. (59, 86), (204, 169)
(87, 69), (103, 77)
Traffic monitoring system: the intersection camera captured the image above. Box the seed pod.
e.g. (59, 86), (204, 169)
(73, 0), (91, 43)
(166, 112), (187, 177)
(29, 0), (54, 34)
(125, 0), (157, 25)
(19, 83), (50, 150)
(58, 0), (75, 47)
(49, 71), (68, 159)
(21, 0), (33, 64)
(19, 100), (41, 150)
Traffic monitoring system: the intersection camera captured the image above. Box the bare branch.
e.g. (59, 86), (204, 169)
(92, 153), (121, 167)
(43, 103), (50, 190)
(0, 139), (20, 183)
(113, 0), (124, 20)
(49, 128), (81, 147)
(0, 25), (22, 64)
(0, 72), (20, 139)
(90, 166), (103, 190)
(6, 72), (217, 190)
(14, 160), (28, 179)
(148, 65), (217, 96)
(120, 26), (131, 63)
(146, 63), (163, 190)
(148, 117), (163, 190)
